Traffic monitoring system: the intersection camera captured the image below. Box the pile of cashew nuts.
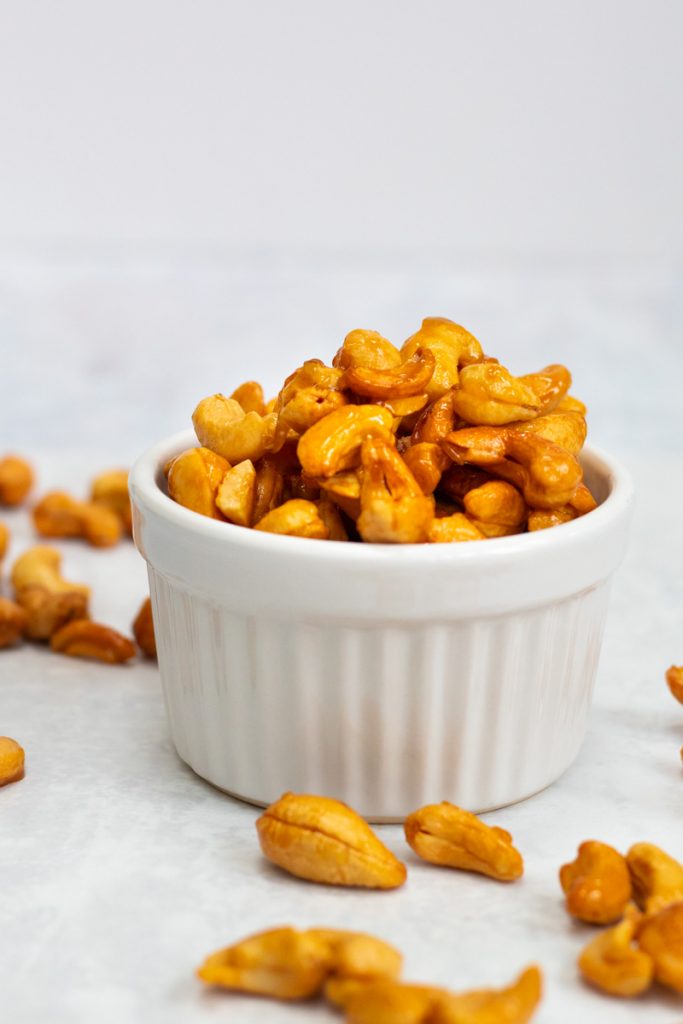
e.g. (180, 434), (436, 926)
(169, 317), (595, 543)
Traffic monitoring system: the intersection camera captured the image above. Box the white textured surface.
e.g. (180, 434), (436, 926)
(1, 257), (682, 1022)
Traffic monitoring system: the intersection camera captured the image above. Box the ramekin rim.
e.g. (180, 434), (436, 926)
(129, 429), (635, 564)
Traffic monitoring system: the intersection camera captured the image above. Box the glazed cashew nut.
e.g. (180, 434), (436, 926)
(230, 380), (267, 416)
(297, 405), (394, 478)
(626, 842), (683, 914)
(404, 802), (524, 881)
(578, 910), (654, 998)
(11, 546), (90, 640)
(192, 394), (276, 464)
(401, 443), (452, 495)
(401, 317), (484, 401)
(637, 900), (683, 994)
(462, 480), (527, 537)
(451, 364), (542, 426)
(357, 437), (434, 543)
(215, 459), (256, 527)
(511, 410), (587, 455)
(0, 736), (25, 787)
(274, 359), (348, 444)
(441, 427), (583, 509)
(333, 329), (402, 371)
(167, 446), (230, 520)
(427, 512), (484, 543)
(0, 455), (33, 506)
(520, 364), (572, 414)
(33, 491), (123, 547)
(341, 347), (436, 401)
(253, 499), (330, 539)
(559, 841), (633, 924)
(90, 469), (132, 534)
(0, 597), (27, 649)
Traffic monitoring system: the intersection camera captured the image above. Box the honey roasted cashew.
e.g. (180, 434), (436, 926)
(452, 364), (542, 426)
(252, 457), (285, 524)
(411, 390), (459, 445)
(253, 499), (329, 539)
(404, 802), (524, 881)
(511, 410), (587, 455)
(341, 347), (436, 401)
(317, 500), (349, 541)
(0, 455), (34, 506)
(402, 443), (451, 495)
(636, 900), (683, 994)
(401, 318), (484, 401)
(428, 513), (484, 543)
(192, 393), (277, 464)
(50, 620), (137, 664)
(273, 360), (348, 445)
(215, 459), (256, 527)
(33, 491), (123, 547)
(462, 480), (527, 538)
(559, 841), (633, 924)
(0, 736), (25, 787)
(441, 427), (583, 509)
(436, 964), (543, 1024)
(256, 792), (407, 889)
(520, 364), (572, 414)
(578, 909), (654, 998)
(297, 405), (394, 478)
(317, 469), (362, 520)
(11, 546), (90, 640)
(167, 446), (230, 520)
(527, 483), (597, 531)
(626, 842), (683, 914)
(230, 380), (267, 416)
(90, 469), (132, 535)
(333, 329), (403, 371)
(357, 437), (434, 543)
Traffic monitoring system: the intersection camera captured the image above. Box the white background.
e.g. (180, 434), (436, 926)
(1, 0), (682, 256)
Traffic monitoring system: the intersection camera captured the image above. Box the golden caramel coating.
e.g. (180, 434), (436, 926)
(197, 926), (333, 1000)
(171, 320), (592, 541)
(666, 666), (683, 705)
(402, 318), (484, 401)
(626, 842), (683, 914)
(520, 364), (572, 414)
(318, 470), (362, 520)
(428, 513), (485, 544)
(513, 410), (586, 455)
(442, 428), (583, 509)
(402, 443), (451, 495)
(357, 438), (434, 543)
(462, 481), (526, 538)
(253, 499), (329, 539)
(90, 469), (132, 534)
(578, 912), (654, 998)
(0, 455), (34, 506)
(404, 802), (524, 881)
(0, 521), (9, 561)
(12, 546), (90, 640)
(0, 597), (27, 649)
(452, 364), (542, 426)
(33, 491), (123, 547)
(437, 965), (543, 1024)
(167, 446), (229, 520)
(637, 901), (683, 994)
(50, 620), (137, 663)
(556, 394), (587, 415)
(411, 390), (459, 445)
(341, 347), (436, 401)
(334, 329), (403, 371)
(256, 792), (407, 889)
(230, 380), (266, 416)
(215, 459), (256, 527)
(297, 405), (394, 478)
(133, 597), (156, 659)
(192, 394), (276, 464)
(559, 841), (632, 924)
(274, 360), (347, 444)
(0, 736), (25, 787)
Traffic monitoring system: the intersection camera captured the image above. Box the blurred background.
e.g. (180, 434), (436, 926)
(1, 0), (681, 459)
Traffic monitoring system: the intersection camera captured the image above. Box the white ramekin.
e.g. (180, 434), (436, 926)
(129, 430), (634, 821)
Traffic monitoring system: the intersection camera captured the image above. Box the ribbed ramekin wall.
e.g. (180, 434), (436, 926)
(149, 569), (610, 819)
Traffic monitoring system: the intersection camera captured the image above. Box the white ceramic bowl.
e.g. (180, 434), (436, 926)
(130, 430), (634, 821)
